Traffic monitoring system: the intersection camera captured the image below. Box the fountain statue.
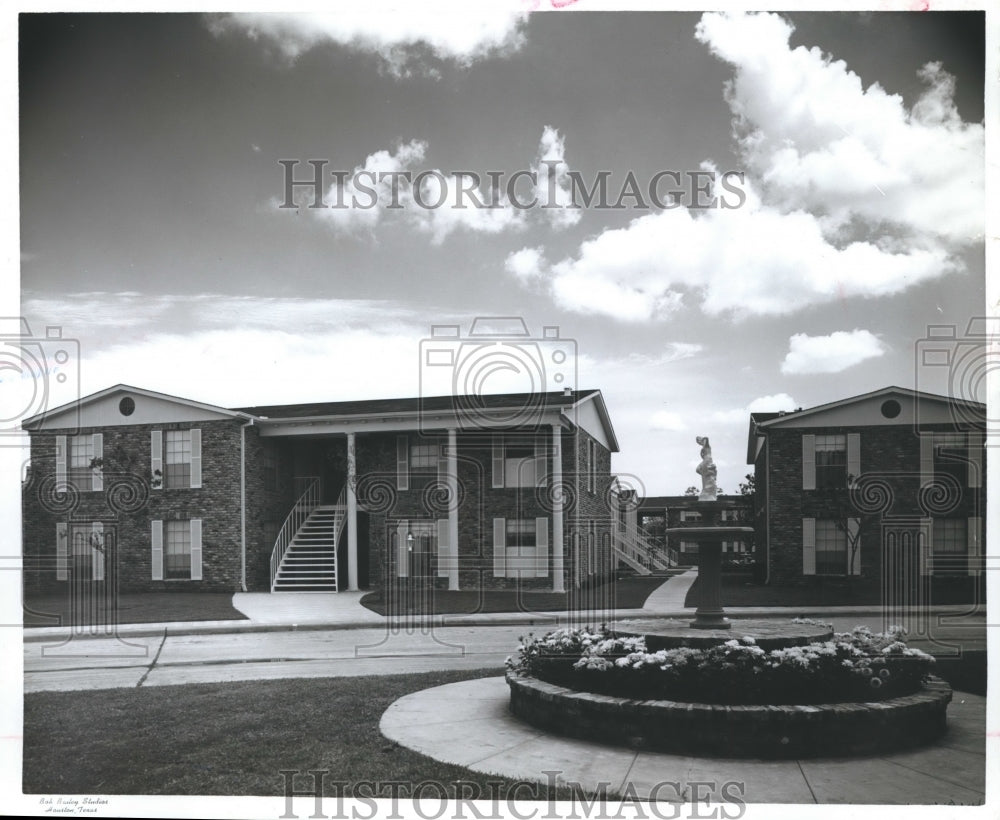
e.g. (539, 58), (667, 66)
(695, 435), (717, 501)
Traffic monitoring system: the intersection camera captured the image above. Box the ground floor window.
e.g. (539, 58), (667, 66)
(932, 518), (967, 575)
(494, 517), (548, 578)
(165, 521), (192, 579)
(815, 519), (846, 575)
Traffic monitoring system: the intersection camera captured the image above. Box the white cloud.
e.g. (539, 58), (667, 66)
(780, 329), (887, 375)
(649, 410), (685, 432)
(510, 182), (955, 322)
(207, 7), (528, 75)
(713, 392), (798, 425)
(505, 246), (545, 282)
(532, 126), (581, 229)
(694, 12), (983, 246)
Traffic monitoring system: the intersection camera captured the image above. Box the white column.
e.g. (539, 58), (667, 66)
(346, 432), (359, 592)
(448, 428), (460, 591)
(551, 423), (565, 593)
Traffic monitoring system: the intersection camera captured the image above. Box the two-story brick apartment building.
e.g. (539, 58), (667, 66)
(22, 384), (620, 597)
(747, 386), (985, 591)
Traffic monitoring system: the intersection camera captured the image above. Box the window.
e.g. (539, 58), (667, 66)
(493, 516), (548, 578)
(504, 437), (536, 487)
(680, 541), (699, 554)
(815, 435), (847, 489)
(408, 440), (442, 488)
(933, 519), (966, 554)
(164, 431), (192, 488)
(815, 519), (846, 575)
(69, 435), (95, 488)
(165, 520), (192, 579)
(680, 510), (702, 523)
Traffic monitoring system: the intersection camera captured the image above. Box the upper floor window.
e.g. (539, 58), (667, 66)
(409, 440), (443, 489)
(490, 434), (544, 489)
(151, 429), (202, 489)
(932, 433), (967, 483)
(55, 433), (102, 492)
(165, 431), (192, 488)
(680, 510), (702, 523)
(814, 435), (846, 489)
(69, 435), (95, 487)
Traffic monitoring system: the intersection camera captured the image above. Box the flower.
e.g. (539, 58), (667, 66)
(870, 677), (883, 689)
(879, 668), (891, 680)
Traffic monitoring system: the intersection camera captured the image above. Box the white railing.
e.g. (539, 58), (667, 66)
(614, 522), (677, 569)
(334, 484), (348, 545)
(270, 476), (321, 591)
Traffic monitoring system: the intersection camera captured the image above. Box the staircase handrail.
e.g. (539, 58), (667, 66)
(270, 476), (321, 591)
(334, 485), (348, 544)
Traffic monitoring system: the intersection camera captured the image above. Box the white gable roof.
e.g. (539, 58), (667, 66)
(23, 384), (251, 431)
(758, 386), (984, 430)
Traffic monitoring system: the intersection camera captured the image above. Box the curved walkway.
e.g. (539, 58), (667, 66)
(380, 676), (986, 805)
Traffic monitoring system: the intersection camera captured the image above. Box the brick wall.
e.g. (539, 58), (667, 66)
(763, 424), (986, 584)
(23, 419), (246, 593)
(356, 426), (614, 594)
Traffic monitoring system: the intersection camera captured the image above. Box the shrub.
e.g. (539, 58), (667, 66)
(506, 625), (935, 705)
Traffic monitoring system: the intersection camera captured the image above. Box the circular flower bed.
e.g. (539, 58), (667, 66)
(505, 624), (936, 705)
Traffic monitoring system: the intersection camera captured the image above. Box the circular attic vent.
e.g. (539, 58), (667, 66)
(880, 399), (901, 419)
(119, 396), (136, 417)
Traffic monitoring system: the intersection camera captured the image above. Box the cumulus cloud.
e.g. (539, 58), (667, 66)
(713, 392), (798, 425)
(694, 11), (983, 245)
(507, 180), (954, 322)
(284, 126), (581, 243)
(206, 8), (528, 75)
(505, 12), (980, 323)
(780, 329), (887, 375)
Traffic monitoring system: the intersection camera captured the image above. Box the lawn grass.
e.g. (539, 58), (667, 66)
(687, 573), (987, 608)
(361, 571), (681, 616)
(23, 668), (596, 798)
(23, 592), (248, 628)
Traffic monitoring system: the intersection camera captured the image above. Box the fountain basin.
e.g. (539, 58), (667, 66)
(610, 617), (833, 651)
(506, 671), (952, 758)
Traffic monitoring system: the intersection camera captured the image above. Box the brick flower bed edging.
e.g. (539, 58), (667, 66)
(506, 671), (952, 758)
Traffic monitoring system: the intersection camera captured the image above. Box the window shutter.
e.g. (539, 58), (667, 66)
(535, 517), (549, 577)
(92, 433), (103, 492)
(437, 519), (450, 578)
(55, 435), (67, 489)
(534, 435), (547, 488)
(847, 517), (861, 576)
(846, 433), (860, 487)
(802, 517), (816, 575)
(493, 517), (506, 577)
(151, 520), (163, 580)
(919, 435), (933, 488)
(919, 518), (933, 576)
(967, 432), (983, 489)
(968, 517), (982, 576)
(91, 521), (105, 581)
(190, 428), (202, 488)
(56, 522), (68, 581)
(396, 436), (409, 491)
(190, 518), (203, 580)
(491, 436), (504, 488)
(801, 435), (816, 490)
(396, 520), (409, 577)
(151, 430), (163, 490)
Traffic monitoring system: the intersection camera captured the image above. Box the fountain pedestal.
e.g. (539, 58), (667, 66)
(664, 501), (753, 630)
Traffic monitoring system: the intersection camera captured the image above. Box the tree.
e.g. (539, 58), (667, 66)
(684, 486), (698, 496)
(738, 473), (756, 496)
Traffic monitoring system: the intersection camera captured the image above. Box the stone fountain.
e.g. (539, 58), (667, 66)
(610, 436), (830, 647)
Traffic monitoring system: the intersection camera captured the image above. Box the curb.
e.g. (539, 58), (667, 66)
(20, 604), (980, 643)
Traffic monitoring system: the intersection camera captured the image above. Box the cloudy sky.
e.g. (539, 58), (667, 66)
(16, 6), (988, 495)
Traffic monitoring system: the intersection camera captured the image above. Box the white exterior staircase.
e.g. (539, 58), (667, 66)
(272, 505), (345, 592)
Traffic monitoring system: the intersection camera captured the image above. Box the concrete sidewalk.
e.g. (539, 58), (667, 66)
(21, 570), (986, 643)
(381, 676), (987, 804)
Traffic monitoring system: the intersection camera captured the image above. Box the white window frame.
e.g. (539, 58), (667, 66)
(152, 428), (202, 489)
